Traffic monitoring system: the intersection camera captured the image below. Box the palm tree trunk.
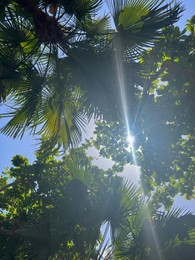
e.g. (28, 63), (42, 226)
(15, 0), (64, 44)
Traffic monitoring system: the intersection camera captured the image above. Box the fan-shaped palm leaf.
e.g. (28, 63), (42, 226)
(1, 68), (86, 148)
(114, 207), (195, 260)
(102, 178), (140, 241)
(69, 46), (143, 121)
(0, 0), (184, 147)
(108, 0), (184, 57)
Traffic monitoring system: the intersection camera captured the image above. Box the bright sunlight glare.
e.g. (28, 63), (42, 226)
(113, 38), (163, 260)
(127, 134), (135, 145)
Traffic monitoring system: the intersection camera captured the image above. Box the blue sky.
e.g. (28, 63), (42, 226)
(176, 0), (195, 28)
(0, 0), (195, 210)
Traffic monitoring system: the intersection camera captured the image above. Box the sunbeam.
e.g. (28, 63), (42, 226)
(113, 37), (164, 260)
(127, 133), (135, 146)
(113, 38), (130, 134)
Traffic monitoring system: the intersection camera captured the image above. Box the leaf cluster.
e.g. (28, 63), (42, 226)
(0, 0), (183, 148)
(90, 19), (195, 207)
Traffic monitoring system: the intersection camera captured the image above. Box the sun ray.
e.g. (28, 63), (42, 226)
(113, 36), (164, 260)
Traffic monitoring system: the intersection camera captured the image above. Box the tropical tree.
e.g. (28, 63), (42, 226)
(1, 146), (195, 259)
(0, 143), (140, 259)
(113, 207), (195, 260)
(89, 16), (195, 208)
(139, 16), (195, 205)
(1, 1), (194, 259)
(0, 0), (183, 148)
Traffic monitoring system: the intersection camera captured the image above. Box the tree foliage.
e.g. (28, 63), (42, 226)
(0, 147), (115, 259)
(1, 148), (195, 259)
(90, 17), (195, 207)
(0, 0), (183, 148)
(0, 1), (195, 259)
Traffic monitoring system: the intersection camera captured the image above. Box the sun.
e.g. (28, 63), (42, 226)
(127, 134), (135, 146)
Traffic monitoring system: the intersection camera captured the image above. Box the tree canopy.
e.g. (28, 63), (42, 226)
(0, 0), (183, 147)
(90, 16), (195, 207)
(0, 0), (195, 259)
(1, 147), (195, 259)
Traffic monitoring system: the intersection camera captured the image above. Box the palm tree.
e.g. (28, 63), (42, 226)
(113, 207), (195, 260)
(0, 148), (141, 259)
(0, 0), (184, 148)
(1, 158), (195, 259)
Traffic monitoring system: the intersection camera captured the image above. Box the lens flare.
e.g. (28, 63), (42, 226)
(113, 38), (163, 260)
(127, 134), (135, 145)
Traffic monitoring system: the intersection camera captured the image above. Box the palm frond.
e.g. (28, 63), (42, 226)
(37, 85), (86, 148)
(1, 49), (87, 148)
(0, 56), (23, 102)
(69, 45), (143, 121)
(61, 0), (103, 18)
(103, 178), (140, 238)
(0, 2), (40, 51)
(114, 203), (195, 260)
(76, 14), (111, 37)
(0, 63), (46, 138)
(108, 0), (184, 57)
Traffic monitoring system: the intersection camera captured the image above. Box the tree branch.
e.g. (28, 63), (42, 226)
(0, 179), (21, 192)
(15, 0), (66, 44)
(150, 60), (195, 83)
